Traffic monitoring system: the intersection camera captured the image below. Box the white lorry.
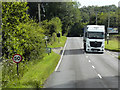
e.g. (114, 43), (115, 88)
(83, 25), (105, 53)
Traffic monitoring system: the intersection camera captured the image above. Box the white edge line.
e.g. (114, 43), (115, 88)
(98, 74), (102, 79)
(55, 38), (67, 72)
(89, 60), (91, 62)
(92, 65), (95, 69)
(105, 50), (118, 58)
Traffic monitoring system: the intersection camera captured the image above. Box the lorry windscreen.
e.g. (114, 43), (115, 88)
(87, 32), (104, 39)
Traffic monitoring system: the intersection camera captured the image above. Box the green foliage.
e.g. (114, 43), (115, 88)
(2, 2), (46, 88)
(28, 2), (81, 36)
(50, 17), (62, 34)
(79, 5), (118, 33)
(2, 2), (29, 59)
(105, 38), (120, 52)
(118, 56), (120, 60)
(48, 36), (67, 48)
(2, 2), (45, 60)
(2, 59), (28, 88)
(16, 21), (45, 61)
(4, 51), (60, 88)
(68, 23), (84, 37)
(41, 17), (62, 38)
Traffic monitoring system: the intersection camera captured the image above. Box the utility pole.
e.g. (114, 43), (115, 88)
(108, 13), (110, 29)
(107, 12), (110, 44)
(96, 11), (97, 25)
(38, 3), (41, 24)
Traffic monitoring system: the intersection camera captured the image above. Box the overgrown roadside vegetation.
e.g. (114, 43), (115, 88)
(48, 36), (67, 48)
(2, 36), (66, 88)
(3, 51), (60, 88)
(2, 2), (67, 88)
(105, 35), (120, 60)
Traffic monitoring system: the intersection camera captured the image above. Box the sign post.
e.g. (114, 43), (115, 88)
(44, 36), (48, 48)
(12, 54), (22, 76)
(57, 33), (60, 43)
(107, 33), (109, 44)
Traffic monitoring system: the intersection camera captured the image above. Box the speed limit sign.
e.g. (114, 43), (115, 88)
(12, 54), (22, 63)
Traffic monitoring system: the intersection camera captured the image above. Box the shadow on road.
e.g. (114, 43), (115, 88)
(85, 52), (104, 54)
(63, 49), (84, 55)
(44, 74), (119, 89)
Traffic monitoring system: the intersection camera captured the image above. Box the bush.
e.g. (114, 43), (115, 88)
(16, 21), (46, 61)
(2, 2), (46, 87)
(41, 17), (62, 38)
(2, 2), (29, 59)
(2, 2), (46, 61)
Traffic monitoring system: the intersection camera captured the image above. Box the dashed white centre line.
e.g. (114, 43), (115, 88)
(98, 74), (102, 79)
(88, 60), (91, 62)
(92, 65), (95, 69)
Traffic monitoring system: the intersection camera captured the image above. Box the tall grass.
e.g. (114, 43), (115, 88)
(2, 36), (67, 88)
(48, 36), (67, 48)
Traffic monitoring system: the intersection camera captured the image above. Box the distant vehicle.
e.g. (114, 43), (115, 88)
(83, 25), (105, 53)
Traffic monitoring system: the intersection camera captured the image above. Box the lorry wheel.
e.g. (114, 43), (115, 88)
(84, 43), (86, 52)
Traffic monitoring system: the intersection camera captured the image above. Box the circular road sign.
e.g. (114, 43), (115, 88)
(12, 54), (22, 63)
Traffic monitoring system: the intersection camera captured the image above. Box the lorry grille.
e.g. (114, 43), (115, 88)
(90, 42), (102, 47)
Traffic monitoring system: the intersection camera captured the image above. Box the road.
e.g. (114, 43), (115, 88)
(44, 37), (119, 89)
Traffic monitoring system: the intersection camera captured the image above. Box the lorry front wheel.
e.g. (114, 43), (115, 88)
(84, 43), (86, 52)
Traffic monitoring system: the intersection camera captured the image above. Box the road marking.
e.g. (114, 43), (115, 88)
(105, 50), (118, 58)
(92, 65), (95, 69)
(98, 74), (102, 79)
(88, 60), (91, 62)
(86, 56), (88, 58)
(55, 39), (67, 72)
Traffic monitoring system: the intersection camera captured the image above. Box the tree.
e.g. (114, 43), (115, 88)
(28, 2), (81, 36)
(2, 2), (45, 61)
(79, 5), (118, 33)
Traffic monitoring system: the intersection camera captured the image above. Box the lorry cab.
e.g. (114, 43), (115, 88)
(83, 25), (105, 53)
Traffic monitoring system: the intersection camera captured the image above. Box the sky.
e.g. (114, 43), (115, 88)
(74, 0), (119, 7)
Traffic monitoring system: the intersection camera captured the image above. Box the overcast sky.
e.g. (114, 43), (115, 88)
(74, 0), (119, 7)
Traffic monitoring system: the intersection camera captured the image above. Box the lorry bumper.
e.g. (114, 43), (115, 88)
(86, 47), (104, 52)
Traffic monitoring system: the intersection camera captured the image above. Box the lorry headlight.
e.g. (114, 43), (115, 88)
(86, 43), (90, 47)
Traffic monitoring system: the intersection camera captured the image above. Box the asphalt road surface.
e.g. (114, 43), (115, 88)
(44, 37), (119, 89)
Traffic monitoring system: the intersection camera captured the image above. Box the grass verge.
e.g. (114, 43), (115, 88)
(105, 39), (120, 52)
(118, 56), (120, 60)
(5, 51), (60, 88)
(3, 36), (67, 88)
(48, 36), (67, 48)
(105, 38), (120, 60)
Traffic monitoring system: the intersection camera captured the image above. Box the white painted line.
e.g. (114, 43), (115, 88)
(92, 65), (95, 69)
(105, 50), (118, 58)
(55, 39), (67, 72)
(86, 56), (88, 58)
(88, 60), (91, 62)
(98, 74), (102, 79)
